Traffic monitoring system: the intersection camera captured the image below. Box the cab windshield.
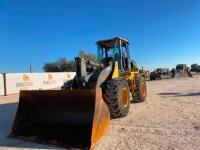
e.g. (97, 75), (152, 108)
(101, 47), (114, 58)
(97, 40), (117, 63)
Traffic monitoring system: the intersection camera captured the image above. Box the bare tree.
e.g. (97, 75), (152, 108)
(79, 49), (97, 62)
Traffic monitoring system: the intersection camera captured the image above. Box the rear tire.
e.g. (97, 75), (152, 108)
(104, 78), (130, 118)
(132, 75), (147, 103)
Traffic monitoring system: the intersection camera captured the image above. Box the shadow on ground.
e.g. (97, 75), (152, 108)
(176, 92), (200, 97)
(0, 102), (56, 149)
(158, 92), (200, 97)
(158, 93), (180, 96)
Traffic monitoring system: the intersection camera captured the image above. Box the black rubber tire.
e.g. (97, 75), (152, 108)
(150, 73), (156, 80)
(150, 76), (154, 80)
(132, 75), (147, 103)
(104, 78), (130, 119)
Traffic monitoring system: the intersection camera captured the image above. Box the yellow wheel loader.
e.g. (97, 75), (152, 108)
(10, 37), (147, 149)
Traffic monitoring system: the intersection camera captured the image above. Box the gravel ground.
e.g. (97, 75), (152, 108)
(0, 75), (200, 150)
(96, 75), (200, 150)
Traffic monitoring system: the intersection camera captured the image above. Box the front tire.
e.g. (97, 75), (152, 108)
(104, 78), (130, 118)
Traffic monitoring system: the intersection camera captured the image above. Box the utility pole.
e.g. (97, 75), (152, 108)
(29, 64), (33, 73)
(3, 73), (7, 96)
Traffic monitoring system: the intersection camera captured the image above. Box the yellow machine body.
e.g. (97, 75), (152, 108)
(112, 61), (140, 92)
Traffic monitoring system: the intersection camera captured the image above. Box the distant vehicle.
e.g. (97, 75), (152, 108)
(196, 66), (200, 72)
(191, 65), (200, 73)
(176, 64), (188, 72)
(150, 68), (170, 80)
(150, 71), (161, 80)
(159, 68), (170, 75)
(172, 64), (193, 78)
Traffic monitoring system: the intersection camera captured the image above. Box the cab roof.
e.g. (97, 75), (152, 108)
(96, 37), (129, 48)
(97, 37), (129, 44)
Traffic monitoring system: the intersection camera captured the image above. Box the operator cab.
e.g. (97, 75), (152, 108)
(96, 37), (136, 72)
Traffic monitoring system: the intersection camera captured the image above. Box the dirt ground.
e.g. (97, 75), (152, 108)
(0, 75), (200, 150)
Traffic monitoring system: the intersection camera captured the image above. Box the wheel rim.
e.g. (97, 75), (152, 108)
(141, 81), (146, 97)
(122, 87), (129, 107)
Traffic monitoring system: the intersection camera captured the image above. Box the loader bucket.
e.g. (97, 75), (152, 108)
(10, 88), (110, 149)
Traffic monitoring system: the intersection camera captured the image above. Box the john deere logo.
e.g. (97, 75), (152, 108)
(23, 74), (30, 81)
(48, 74), (53, 80)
